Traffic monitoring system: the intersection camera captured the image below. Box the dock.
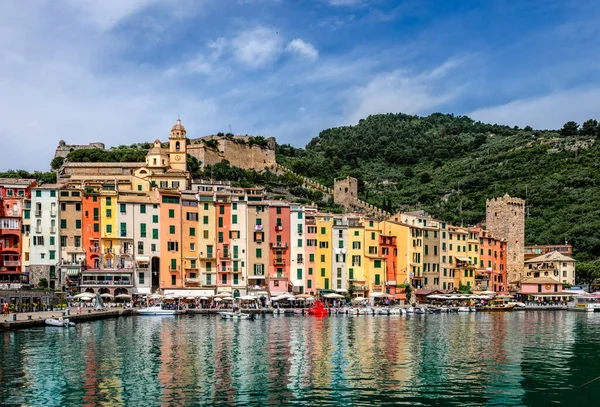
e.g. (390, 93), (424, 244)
(0, 309), (134, 331)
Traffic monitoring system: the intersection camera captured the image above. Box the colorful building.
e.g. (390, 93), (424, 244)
(268, 202), (290, 296)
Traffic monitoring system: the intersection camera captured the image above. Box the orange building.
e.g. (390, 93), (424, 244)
(473, 226), (507, 293)
(159, 190), (182, 289)
(268, 203), (291, 296)
(82, 186), (102, 270)
(380, 234), (403, 298)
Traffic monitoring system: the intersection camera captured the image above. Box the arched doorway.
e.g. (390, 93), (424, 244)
(151, 257), (160, 292)
(233, 289), (240, 299)
(84, 288), (95, 293)
(114, 288), (129, 296)
(99, 287), (110, 294)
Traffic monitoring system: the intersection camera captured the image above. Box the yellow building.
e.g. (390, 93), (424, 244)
(446, 226), (476, 289)
(380, 220), (420, 289)
(315, 214), (333, 292)
(347, 216), (368, 297)
(100, 190), (119, 268)
(363, 218), (383, 294)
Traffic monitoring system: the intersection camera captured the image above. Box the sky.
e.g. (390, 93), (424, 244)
(1, 0), (600, 171)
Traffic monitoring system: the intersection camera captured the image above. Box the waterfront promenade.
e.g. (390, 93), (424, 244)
(0, 308), (134, 331)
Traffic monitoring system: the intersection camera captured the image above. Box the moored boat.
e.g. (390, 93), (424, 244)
(567, 295), (600, 312)
(137, 303), (177, 315)
(480, 303), (516, 311)
(45, 317), (75, 327)
(220, 311), (255, 320)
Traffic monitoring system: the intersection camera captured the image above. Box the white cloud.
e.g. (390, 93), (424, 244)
(345, 59), (465, 124)
(231, 26), (283, 68)
(468, 88), (600, 129)
(286, 39), (319, 61)
(64, 0), (157, 31)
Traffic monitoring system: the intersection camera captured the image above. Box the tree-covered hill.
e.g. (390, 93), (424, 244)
(277, 113), (600, 261)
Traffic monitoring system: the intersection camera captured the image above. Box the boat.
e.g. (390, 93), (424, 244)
(415, 307), (426, 315)
(273, 308), (285, 315)
(293, 308), (304, 315)
(406, 307), (415, 314)
(306, 301), (329, 317)
(480, 303), (516, 311)
(220, 311), (255, 320)
(376, 307), (390, 315)
(567, 295), (600, 312)
(45, 317), (75, 327)
(388, 308), (402, 315)
(457, 306), (471, 312)
(137, 303), (177, 315)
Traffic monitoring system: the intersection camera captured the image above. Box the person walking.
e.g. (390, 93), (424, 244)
(2, 302), (8, 315)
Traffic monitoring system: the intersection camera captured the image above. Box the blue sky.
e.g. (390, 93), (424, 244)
(1, 0), (600, 171)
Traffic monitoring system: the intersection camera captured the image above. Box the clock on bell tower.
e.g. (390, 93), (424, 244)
(169, 118), (187, 172)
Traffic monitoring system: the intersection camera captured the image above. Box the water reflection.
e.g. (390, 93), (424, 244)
(2, 312), (600, 406)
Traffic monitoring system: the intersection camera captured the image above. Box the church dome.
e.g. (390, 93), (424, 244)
(172, 119), (186, 132)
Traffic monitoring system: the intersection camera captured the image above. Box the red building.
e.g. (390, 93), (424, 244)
(472, 227), (507, 294)
(215, 192), (232, 292)
(380, 234), (403, 299)
(0, 178), (36, 286)
(268, 202), (290, 296)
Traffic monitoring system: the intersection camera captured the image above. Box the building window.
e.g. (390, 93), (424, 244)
(171, 275), (176, 285)
(152, 229), (158, 239)
(139, 272), (145, 284)
(60, 219), (67, 229)
(140, 204), (146, 214)
(190, 227), (195, 236)
(94, 223), (99, 232)
(140, 223), (147, 237)
(232, 214), (237, 224)
(120, 204), (126, 213)
(75, 220), (81, 229)
(138, 241), (144, 254)
(321, 268), (325, 277)
(49, 251), (56, 260)
(170, 225), (175, 234)
(203, 216), (209, 225)
(256, 248), (262, 258)
(374, 260), (381, 268)
(169, 209), (175, 218)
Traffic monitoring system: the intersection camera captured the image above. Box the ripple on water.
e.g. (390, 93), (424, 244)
(2, 312), (600, 406)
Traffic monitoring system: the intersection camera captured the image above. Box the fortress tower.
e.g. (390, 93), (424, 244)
(486, 194), (525, 286)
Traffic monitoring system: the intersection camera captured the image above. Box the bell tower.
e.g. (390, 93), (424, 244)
(169, 118), (187, 172)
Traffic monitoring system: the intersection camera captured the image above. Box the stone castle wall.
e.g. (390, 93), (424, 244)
(55, 140), (106, 159)
(334, 177), (358, 207)
(485, 194), (525, 285)
(188, 135), (277, 171)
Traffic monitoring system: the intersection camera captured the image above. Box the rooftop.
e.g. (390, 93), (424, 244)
(0, 178), (36, 186)
(521, 277), (563, 285)
(525, 251), (576, 264)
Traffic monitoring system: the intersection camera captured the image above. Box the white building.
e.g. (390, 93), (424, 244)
(524, 251), (576, 286)
(290, 205), (306, 293)
(29, 184), (61, 287)
(332, 216), (348, 292)
(229, 187), (249, 297)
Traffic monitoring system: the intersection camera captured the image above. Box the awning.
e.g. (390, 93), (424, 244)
(133, 287), (151, 295)
(163, 289), (215, 297)
(270, 291), (287, 297)
(135, 256), (150, 262)
(456, 256), (470, 262)
(67, 269), (80, 276)
(247, 275), (265, 280)
(290, 279), (304, 287)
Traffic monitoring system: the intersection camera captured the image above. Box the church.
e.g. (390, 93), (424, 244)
(56, 119), (191, 191)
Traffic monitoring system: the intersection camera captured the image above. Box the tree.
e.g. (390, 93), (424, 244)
(419, 172), (432, 184)
(458, 283), (472, 294)
(580, 119), (598, 137)
(575, 260), (600, 291)
(38, 278), (48, 288)
(404, 167), (414, 178)
(560, 121), (580, 137)
(524, 125), (533, 132)
(50, 156), (65, 170)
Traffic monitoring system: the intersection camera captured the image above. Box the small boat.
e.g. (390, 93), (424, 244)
(137, 303), (177, 315)
(293, 308), (304, 315)
(415, 307), (426, 315)
(45, 317), (75, 327)
(457, 307), (471, 313)
(376, 308), (390, 315)
(273, 308), (285, 315)
(568, 296), (600, 312)
(307, 301), (329, 317)
(388, 308), (402, 315)
(469, 307), (477, 312)
(406, 307), (415, 314)
(220, 312), (255, 320)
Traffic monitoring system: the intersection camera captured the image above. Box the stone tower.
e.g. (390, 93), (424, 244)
(486, 194), (525, 286)
(334, 176), (358, 207)
(169, 118), (187, 172)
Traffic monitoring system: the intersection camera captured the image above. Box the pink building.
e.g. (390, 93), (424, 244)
(519, 277), (563, 294)
(268, 203), (290, 296)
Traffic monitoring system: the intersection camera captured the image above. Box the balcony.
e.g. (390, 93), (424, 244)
(35, 210), (42, 217)
(80, 280), (133, 287)
(89, 246), (100, 253)
(3, 260), (20, 267)
(221, 252), (231, 259)
(199, 253), (214, 260)
(270, 274), (285, 280)
(273, 258), (286, 266)
(185, 278), (201, 285)
(50, 210), (57, 217)
(120, 248), (132, 256)
(305, 219), (316, 225)
(275, 225), (283, 232)
(105, 248), (114, 254)
(270, 242), (289, 249)
(254, 225), (263, 231)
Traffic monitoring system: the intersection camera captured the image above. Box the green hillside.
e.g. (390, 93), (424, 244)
(277, 113), (600, 261)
